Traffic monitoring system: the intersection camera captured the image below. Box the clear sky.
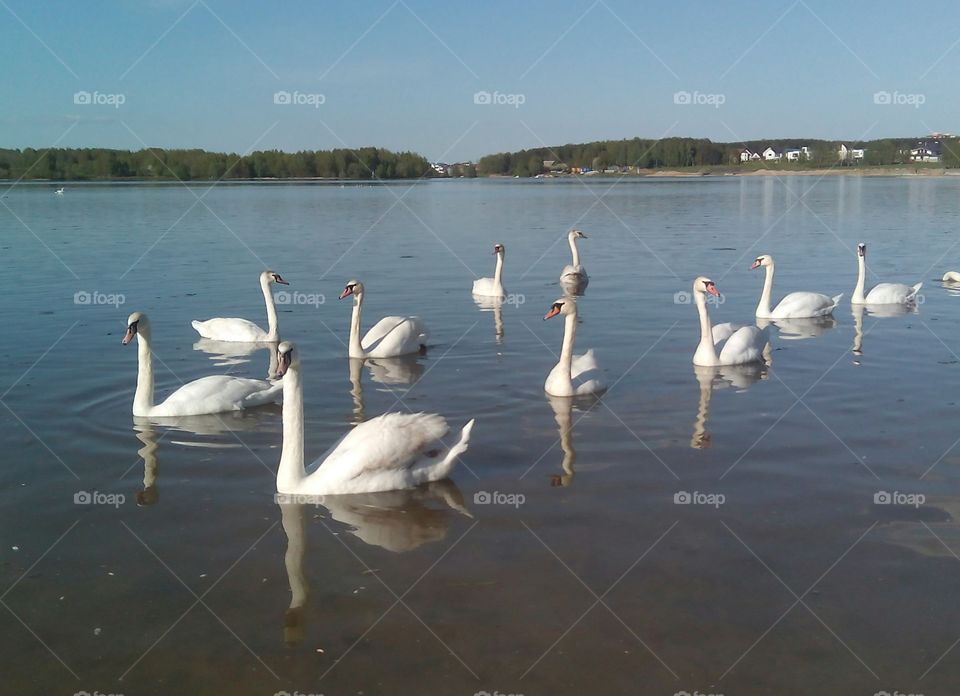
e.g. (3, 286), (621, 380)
(2, 0), (958, 161)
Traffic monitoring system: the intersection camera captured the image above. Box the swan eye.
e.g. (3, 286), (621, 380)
(128, 320), (139, 332)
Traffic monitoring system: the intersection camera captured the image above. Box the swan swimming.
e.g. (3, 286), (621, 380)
(339, 279), (428, 358)
(274, 342), (474, 495)
(543, 297), (605, 396)
(191, 270), (288, 342)
(852, 243), (922, 305)
(472, 243), (506, 297)
(560, 229), (589, 287)
(750, 254), (841, 318)
(691, 277), (769, 367)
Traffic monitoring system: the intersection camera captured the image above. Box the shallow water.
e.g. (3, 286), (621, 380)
(3, 176), (960, 695)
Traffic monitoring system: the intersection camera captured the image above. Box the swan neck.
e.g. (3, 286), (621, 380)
(348, 293), (365, 358)
(757, 263), (774, 316)
(133, 326), (155, 415)
(277, 364), (305, 492)
(262, 276), (280, 340)
(493, 253), (504, 287)
(557, 311), (577, 381)
(853, 253), (866, 303)
(694, 293), (718, 364)
(568, 235), (581, 267)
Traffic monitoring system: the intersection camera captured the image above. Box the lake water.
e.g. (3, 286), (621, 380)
(3, 176), (960, 695)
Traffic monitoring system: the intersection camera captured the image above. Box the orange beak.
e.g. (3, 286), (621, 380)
(750, 259), (761, 270)
(706, 284), (720, 297)
(544, 306), (561, 320)
(338, 286), (354, 300)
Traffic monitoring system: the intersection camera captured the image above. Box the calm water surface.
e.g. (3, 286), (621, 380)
(3, 177), (960, 695)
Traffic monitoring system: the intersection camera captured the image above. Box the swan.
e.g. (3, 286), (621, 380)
(54, 187), (64, 195)
(472, 243), (506, 297)
(191, 270), (288, 342)
(943, 271), (960, 282)
(122, 312), (281, 417)
(751, 254), (841, 318)
(560, 229), (589, 286)
(339, 280), (428, 358)
(543, 297), (605, 396)
(852, 243), (922, 305)
(691, 277), (769, 367)
(275, 341), (474, 495)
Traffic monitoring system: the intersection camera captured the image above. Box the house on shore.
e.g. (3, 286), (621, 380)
(837, 144), (865, 162)
(762, 147), (782, 161)
(910, 141), (943, 162)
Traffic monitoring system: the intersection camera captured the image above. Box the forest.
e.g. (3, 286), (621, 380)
(0, 146), (432, 180)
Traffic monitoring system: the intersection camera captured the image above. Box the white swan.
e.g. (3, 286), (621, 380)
(54, 187), (64, 195)
(543, 297), (605, 396)
(122, 312), (281, 417)
(339, 280), (428, 358)
(751, 254), (841, 318)
(692, 277), (769, 367)
(852, 243), (922, 305)
(943, 271), (960, 282)
(560, 229), (589, 286)
(275, 342), (474, 495)
(191, 270), (288, 342)
(472, 243), (506, 297)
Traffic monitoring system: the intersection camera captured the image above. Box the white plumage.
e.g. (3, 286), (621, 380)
(340, 279), (428, 358)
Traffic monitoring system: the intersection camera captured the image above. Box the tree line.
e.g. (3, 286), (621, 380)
(477, 136), (960, 176)
(0, 147), (433, 180)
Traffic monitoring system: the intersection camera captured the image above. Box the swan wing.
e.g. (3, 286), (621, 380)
(192, 318), (268, 342)
(571, 349), (600, 378)
(560, 264), (588, 280)
(153, 375), (280, 416)
(362, 316), (428, 357)
(312, 413), (448, 479)
(770, 291), (841, 318)
(865, 282), (922, 304)
(718, 326), (769, 366)
(712, 322), (740, 344)
(472, 277), (504, 297)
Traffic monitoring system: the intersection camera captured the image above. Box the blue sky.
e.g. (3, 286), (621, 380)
(1, 0), (958, 161)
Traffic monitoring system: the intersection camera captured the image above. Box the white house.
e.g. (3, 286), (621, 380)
(801, 146), (813, 160)
(910, 141), (942, 162)
(838, 144), (865, 161)
(738, 148), (755, 163)
(762, 147), (781, 161)
(784, 148), (801, 161)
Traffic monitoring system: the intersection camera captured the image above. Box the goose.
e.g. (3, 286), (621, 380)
(560, 229), (589, 286)
(692, 277), (769, 367)
(275, 342), (474, 495)
(122, 312), (282, 417)
(191, 270), (288, 342)
(339, 280), (428, 358)
(750, 254), (841, 318)
(943, 271), (960, 282)
(543, 297), (605, 396)
(472, 243), (506, 297)
(852, 243), (922, 305)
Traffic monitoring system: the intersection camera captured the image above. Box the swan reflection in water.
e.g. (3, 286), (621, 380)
(276, 480), (470, 645)
(193, 338), (279, 378)
(472, 294), (505, 344)
(559, 274), (588, 297)
(545, 393), (603, 486)
(691, 363), (769, 449)
(132, 422), (160, 505)
(347, 355), (425, 423)
(851, 303), (917, 357)
(756, 315), (837, 341)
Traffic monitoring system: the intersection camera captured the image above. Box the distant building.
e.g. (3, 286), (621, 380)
(738, 148), (761, 162)
(431, 162), (450, 175)
(910, 141), (943, 162)
(761, 147), (782, 161)
(784, 148), (801, 161)
(837, 144), (865, 161)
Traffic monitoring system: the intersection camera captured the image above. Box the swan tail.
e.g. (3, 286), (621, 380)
(909, 282), (923, 299)
(416, 418), (474, 483)
(191, 319), (207, 336)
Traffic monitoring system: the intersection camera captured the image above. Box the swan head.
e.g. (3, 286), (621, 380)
(693, 276), (720, 298)
(493, 243), (505, 256)
(857, 242), (866, 258)
(122, 311), (147, 345)
(750, 254), (773, 270)
(338, 279), (363, 300)
(276, 341), (298, 377)
(262, 270), (289, 286)
(543, 297), (575, 320)
(568, 229), (588, 240)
